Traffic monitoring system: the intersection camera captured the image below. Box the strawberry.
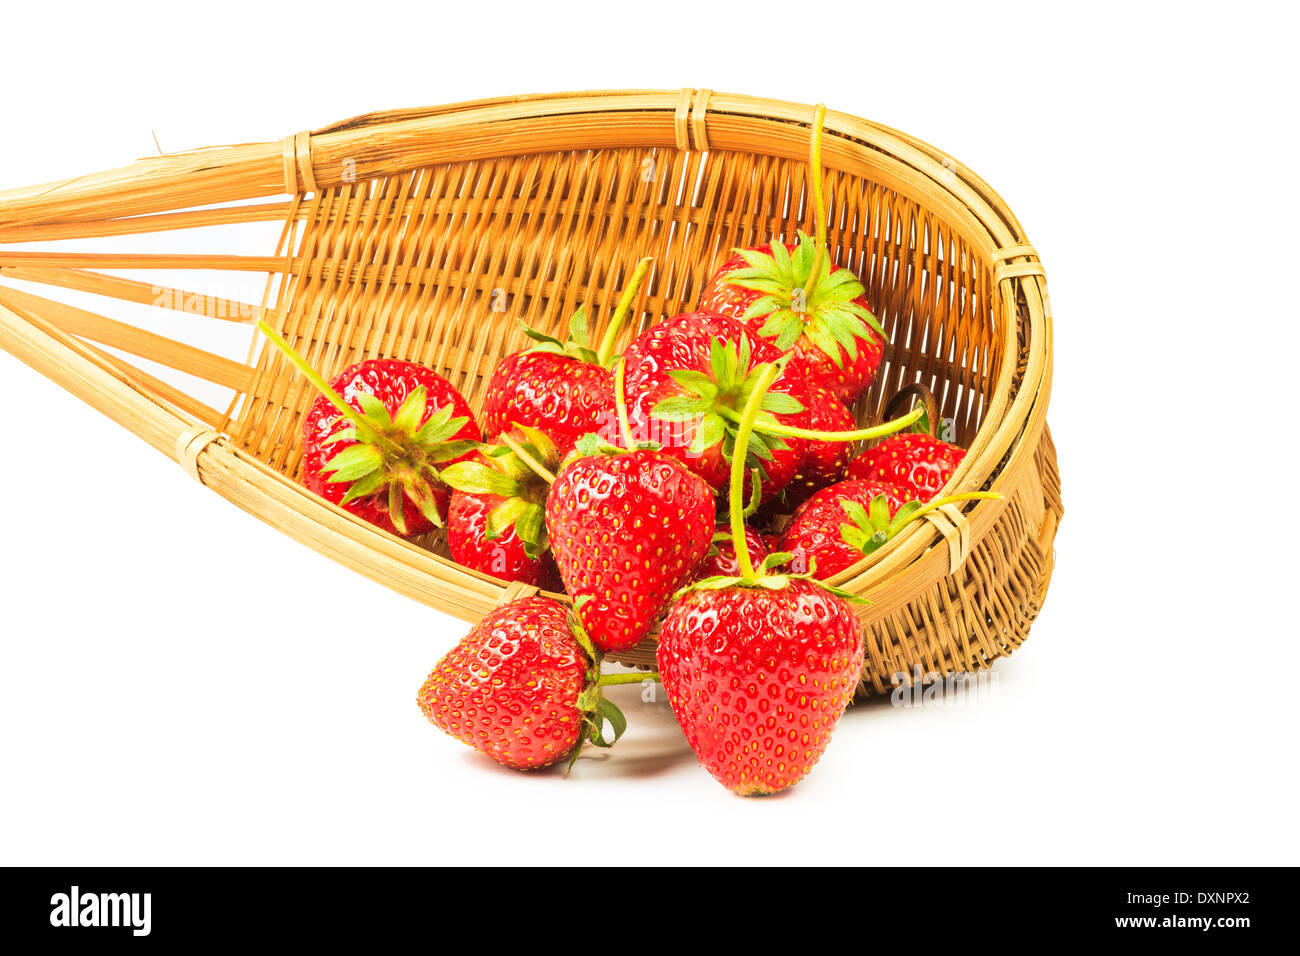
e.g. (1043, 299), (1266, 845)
(546, 442), (715, 652)
(846, 432), (966, 502)
(699, 237), (884, 404)
(779, 479), (914, 579)
(622, 310), (811, 502)
(416, 596), (628, 770)
(781, 478), (1002, 580)
(779, 384), (858, 510)
(658, 577), (864, 795)
(657, 358), (864, 796)
(298, 359), (480, 537)
(483, 258), (651, 453)
(694, 525), (769, 582)
(441, 425), (562, 589)
(257, 323), (481, 538)
(698, 106), (886, 404)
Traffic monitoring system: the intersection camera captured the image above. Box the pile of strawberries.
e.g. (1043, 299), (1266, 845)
(261, 106), (997, 796)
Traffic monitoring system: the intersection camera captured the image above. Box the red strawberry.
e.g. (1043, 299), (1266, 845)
(781, 477), (1002, 580)
(700, 237), (884, 404)
(846, 432), (966, 502)
(659, 351), (865, 796)
(779, 479), (913, 580)
(546, 444), (715, 652)
(441, 426), (562, 589)
(622, 310), (811, 502)
(416, 596), (626, 770)
(289, 351), (479, 538)
(699, 108), (886, 404)
(483, 259), (651, 453)
(693, 525), (769, 581)
(483, 348), (613, 455)
(779, 384), (857, 510)
(658, 577), (864, 796)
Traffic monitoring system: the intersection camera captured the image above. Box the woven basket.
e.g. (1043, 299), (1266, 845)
(0, 89), (1060, 696)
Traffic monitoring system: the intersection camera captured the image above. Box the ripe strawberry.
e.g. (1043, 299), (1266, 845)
(483, 259), (651, 453)
(622, 310), (811, 502)
(245, 313), (492, 541)
(416, 596), (627, 770)
(779, 384), (857, 510)
(483, 346), (613, 455)
(441, 426), (562, 589)
(699, 108), (885, 405)
(846, 432), (966, 502)
(699, 235), (885, 404)
(781, 477), (1002, 580)
(693, 525), (769, 581)
(298, 359), (480, 537)
(779, 479), (913, 580)
(546, 443), (715, 652)
(658, 577), (864, 796)
(658, 352), (864, 796)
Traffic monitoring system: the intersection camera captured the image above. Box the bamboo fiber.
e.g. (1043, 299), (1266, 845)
(0, 90), (1060, 696)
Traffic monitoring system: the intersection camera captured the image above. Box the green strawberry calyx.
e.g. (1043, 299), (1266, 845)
(320, 390), (474, 535)
(677, 551), (864, 602)
(672, 361), (863, 604)
(839, 490), (1003, 557)
(720, 105), (886, 369)
(650, 337), (800, 472)
(440, 424), (559, 559)
(516, 256), (654, 370)
(256, 320), (472, 536)
(723, 230), (886, 367)
(565, 609), (656, 770)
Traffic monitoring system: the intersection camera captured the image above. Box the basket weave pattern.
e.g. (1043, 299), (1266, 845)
(0, 90), (1060, 696)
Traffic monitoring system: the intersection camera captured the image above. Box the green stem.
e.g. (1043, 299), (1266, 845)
(718, 404), (923, 443)
(596, 256), (653, 367)
(597, 671), (660, 687)
(613, 358), (635, 450)
(256, 320), (401, 454)
(257, 321), (369, 435)
(900, 491), (1003, 527)
(496, 432), (556, 484)
(729, 363), (781, 582)
(801, 104), (829, 304)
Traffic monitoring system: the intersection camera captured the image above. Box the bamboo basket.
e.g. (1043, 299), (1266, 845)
(0, 90), (1060, 696)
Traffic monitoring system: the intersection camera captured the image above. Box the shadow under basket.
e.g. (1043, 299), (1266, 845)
(0, 89), (1060, 697)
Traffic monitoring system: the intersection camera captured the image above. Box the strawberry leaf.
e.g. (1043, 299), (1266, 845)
(439, 461), (520, 497)
(356, 393), (392, 428)
(391, 385), (427, 434)
(387, 482), (408, 535)
(323, 443), (384, 482)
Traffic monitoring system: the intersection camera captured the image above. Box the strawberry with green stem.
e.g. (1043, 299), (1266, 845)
(417, 596), (644, 771)
(258, 322), (479, 538)
(699, 105), (885, 404)
(779, 478), (1000, 580)
(846, 383), (967, 501)
(441, 425), (562, 588)
(656, 361), (867, 797)
(623, 311), (811, 502)
(483, 257), (653, 453)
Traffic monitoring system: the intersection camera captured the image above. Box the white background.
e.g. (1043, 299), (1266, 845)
(1, 1), (1296, 866)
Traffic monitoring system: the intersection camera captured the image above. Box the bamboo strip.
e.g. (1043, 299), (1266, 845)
(0, 286), (253, 391)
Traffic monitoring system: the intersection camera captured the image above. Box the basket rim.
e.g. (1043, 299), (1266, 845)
(0, 88), (1053, 623)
